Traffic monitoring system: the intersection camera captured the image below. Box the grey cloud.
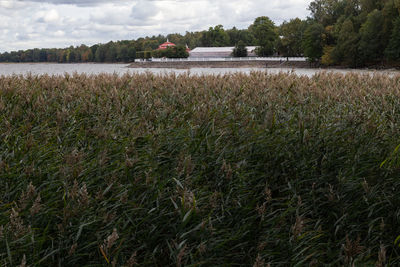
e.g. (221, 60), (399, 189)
(15, 33), (30, 41)
(18, 0), (130, 7)
(130, 0), (157, 20)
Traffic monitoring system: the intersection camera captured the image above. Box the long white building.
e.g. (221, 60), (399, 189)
(189, 46), (257, 58)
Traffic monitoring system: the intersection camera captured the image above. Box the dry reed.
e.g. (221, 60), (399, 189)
(0, 71), (400, 265)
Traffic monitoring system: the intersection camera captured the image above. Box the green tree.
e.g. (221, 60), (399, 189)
(118, 46), (129, 62)
(144, 50), (152, 60)
(232, 41), (248, 57)
(39, 49), (47, 62)
(95, 45), (106, 62)
(226, 27), (241, 45)
(226, 27), (255, 46)
(302, 22), (325, 62)
(332, 18), (360, 66)
(32, 48), (41, 62)
(46, 49), (57, 62)
(308, 0), (349, 26)
(128, 47), (136, 62)
(361, 0), (380, 13)
(183, 31), (203, 49)
(105, 43), (117, 62)
(67, 49), (77, 63)
(136, 51), (145, 60)
(382, 0), (399, 48)
(249, 16), (278, 56)
(385, 17), (400, 61)
(167, 33), (185, 46)
(358, 9), (385, 63)
(174, 46), (189, 58)
(90, 45), (99, 58)
(277, 18), (307, 57)
(24, 50), (33, 62)
(155, 46), (188, 58)
(200, 25), (230, 46)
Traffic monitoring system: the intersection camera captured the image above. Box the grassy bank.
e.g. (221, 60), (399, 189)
(1, 72), (400, 266)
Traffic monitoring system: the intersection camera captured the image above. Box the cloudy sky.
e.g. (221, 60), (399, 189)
(0, 0), (313, 52)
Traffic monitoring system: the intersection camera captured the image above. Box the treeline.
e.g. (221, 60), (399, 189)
(1, 2), (399, 67)
(0, 17), (296, 63)
(0, 16), (308, 63)
(0, 43), (136, 63)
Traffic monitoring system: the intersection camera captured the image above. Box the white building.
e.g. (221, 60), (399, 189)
(189, 46), (257, 58)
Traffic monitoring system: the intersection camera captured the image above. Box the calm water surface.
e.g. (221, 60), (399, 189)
(0, 63), (398, 77)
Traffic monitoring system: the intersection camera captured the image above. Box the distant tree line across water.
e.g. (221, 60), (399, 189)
(0, 0), (399, 67)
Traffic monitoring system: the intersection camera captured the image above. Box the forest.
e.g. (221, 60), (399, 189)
(307, 0), (400, 67)
(0, 0), (399, 67)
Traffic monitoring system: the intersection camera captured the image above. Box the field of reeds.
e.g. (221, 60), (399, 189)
(1, 71), (400, 266)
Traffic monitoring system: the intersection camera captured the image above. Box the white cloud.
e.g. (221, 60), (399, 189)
(53, 30), (65, 37)
(0, 0), (313, 52)
(36, 9), (60, 23)
(44, 9), (60, 23)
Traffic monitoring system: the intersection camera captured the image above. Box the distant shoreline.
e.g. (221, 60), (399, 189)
(128, 60), (311, 69)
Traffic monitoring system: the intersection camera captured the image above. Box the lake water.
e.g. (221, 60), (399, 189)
(0, 63), (398, 77)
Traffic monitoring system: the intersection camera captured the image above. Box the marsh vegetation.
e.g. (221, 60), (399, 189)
(1, 72), (400, 266)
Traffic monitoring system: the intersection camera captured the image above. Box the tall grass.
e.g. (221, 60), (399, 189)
(1, 71), (400, 266)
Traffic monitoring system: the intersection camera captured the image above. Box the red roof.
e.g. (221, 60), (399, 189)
(158, 41), (176, 50)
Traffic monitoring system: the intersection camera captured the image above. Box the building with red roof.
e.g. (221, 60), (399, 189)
(157, 40), (191, 52)
(157, 39), (176, 50)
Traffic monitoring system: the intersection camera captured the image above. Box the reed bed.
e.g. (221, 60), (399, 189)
(1, 71), (400, 266)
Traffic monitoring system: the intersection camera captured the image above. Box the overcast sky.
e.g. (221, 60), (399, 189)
(0, 0), (313, 52)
